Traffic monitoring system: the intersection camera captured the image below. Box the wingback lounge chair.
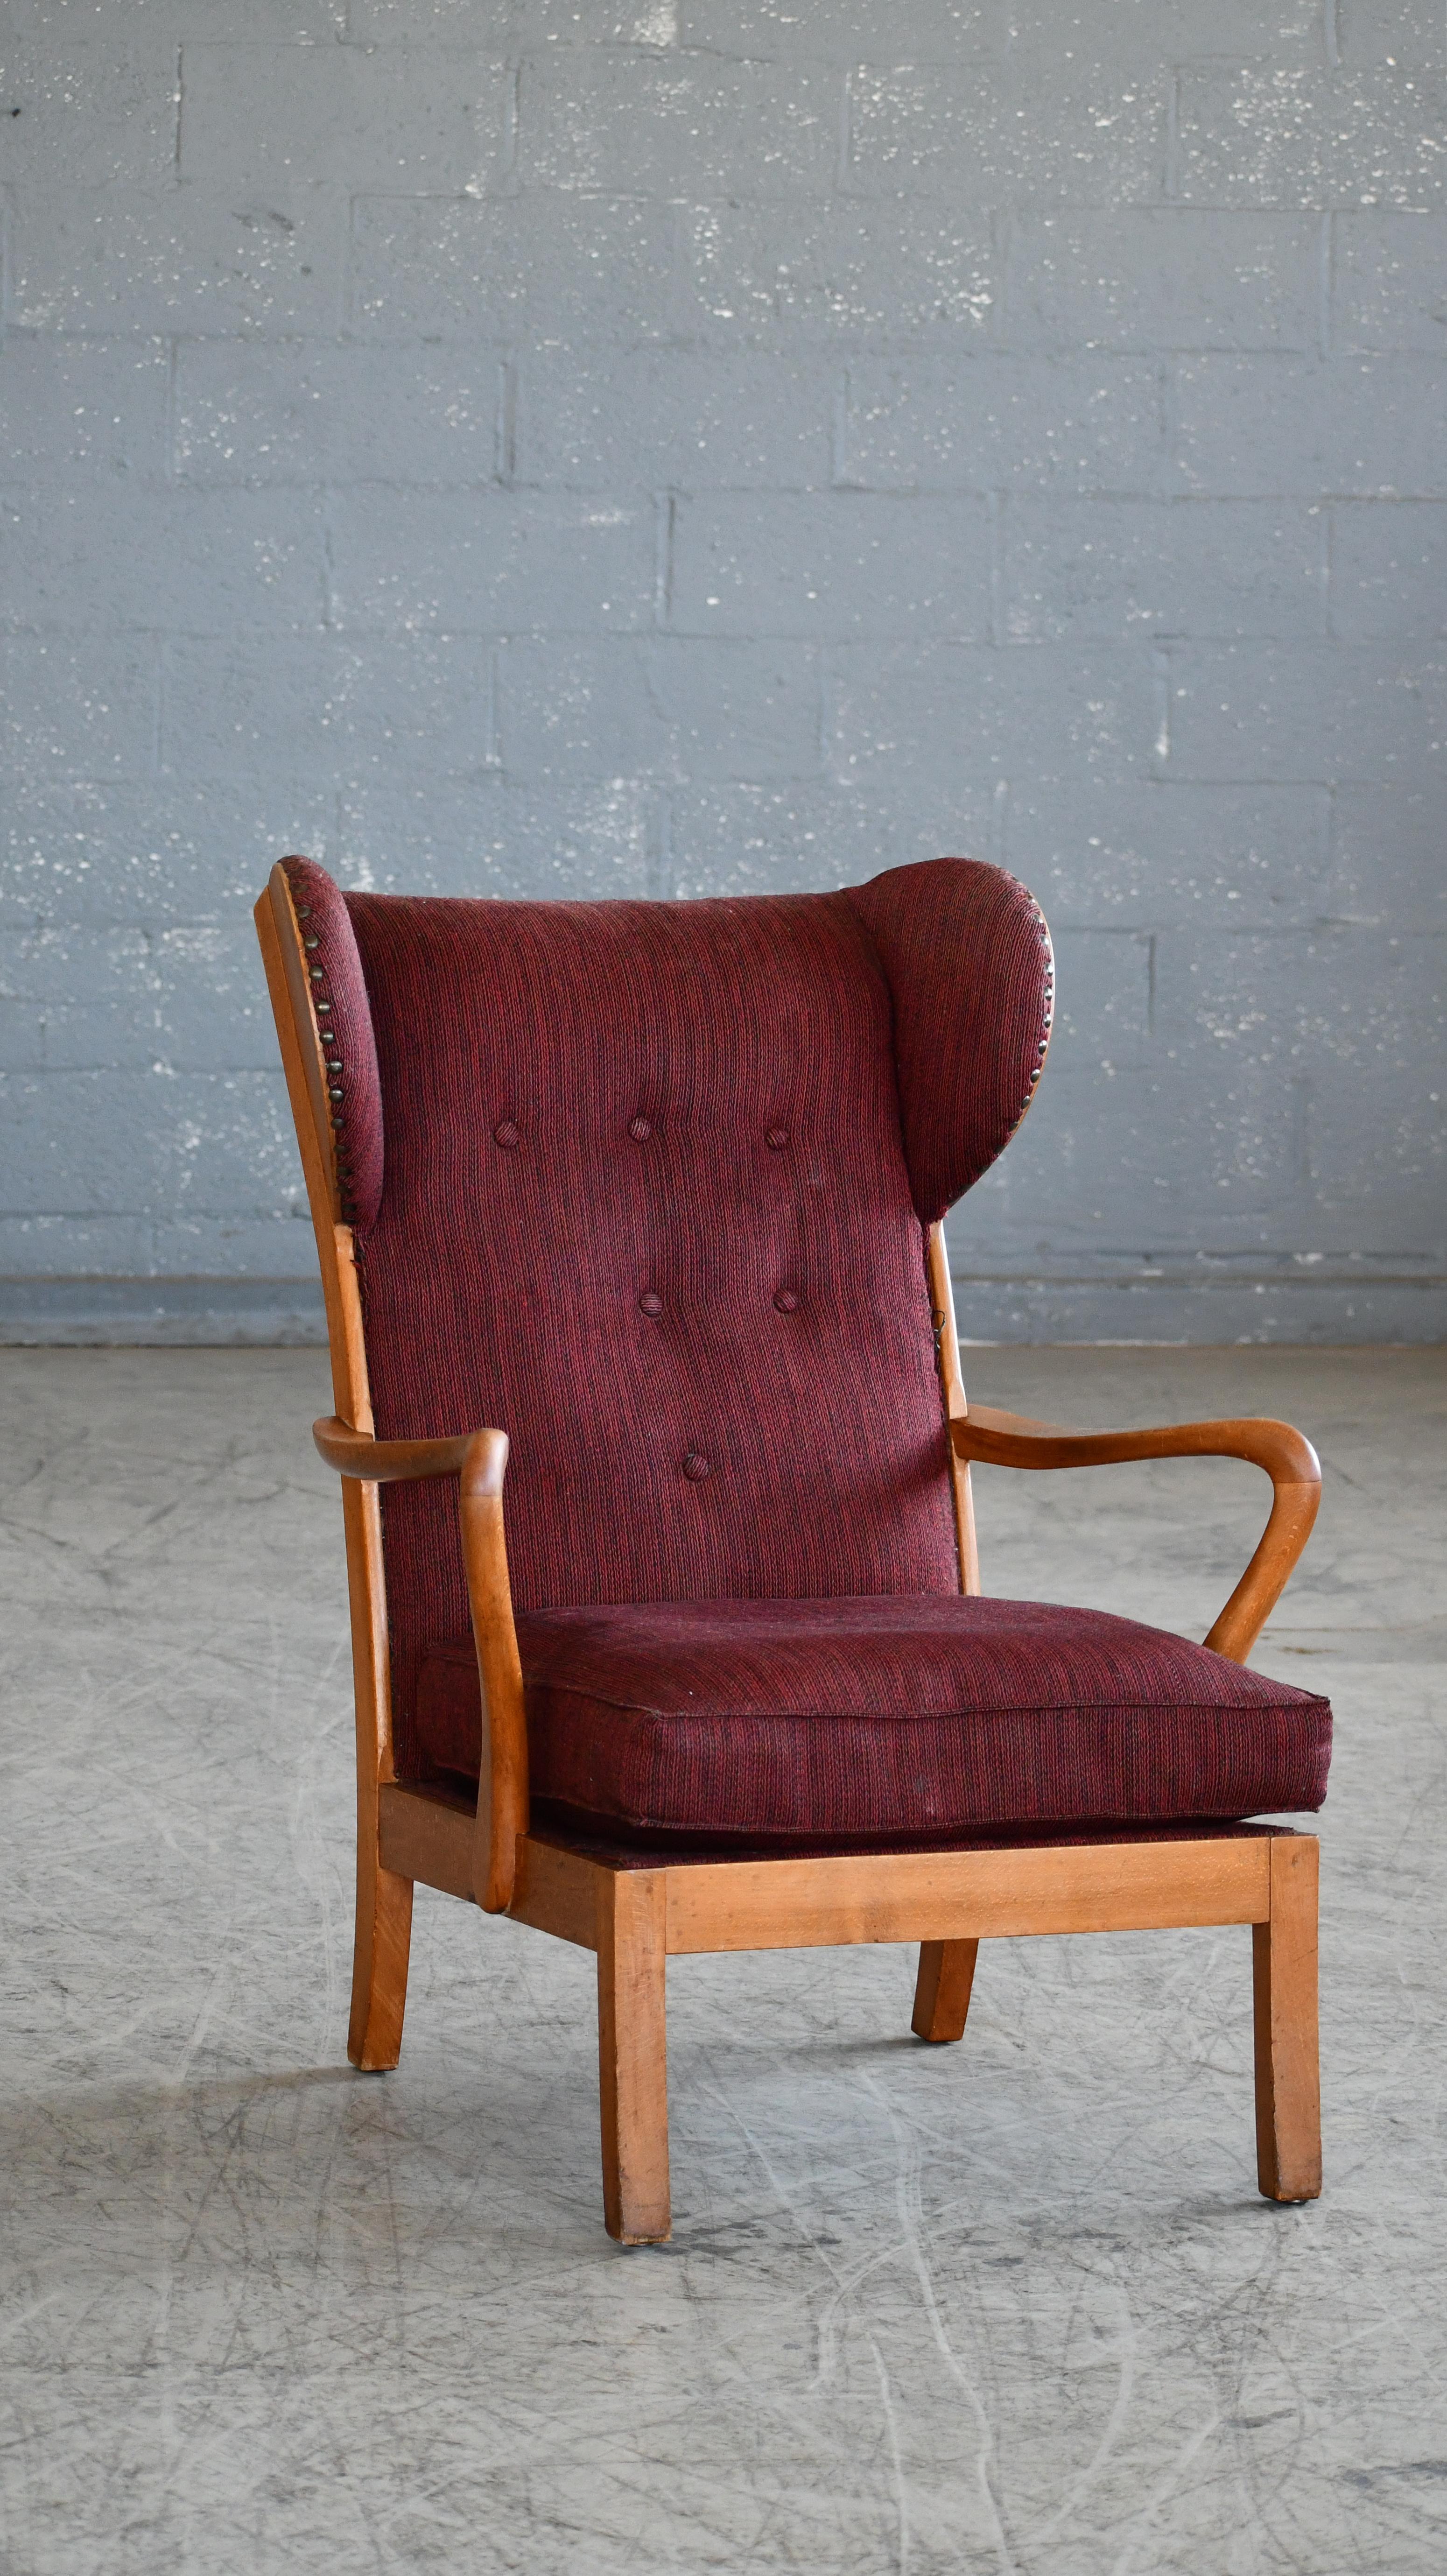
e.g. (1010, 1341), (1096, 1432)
(256, 855), (1329, 2243)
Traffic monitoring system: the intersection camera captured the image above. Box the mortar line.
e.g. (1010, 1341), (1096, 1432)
(1164, 70), (1180, 202)
(836, 65), (853, 196)
(322, 514), (336, 631)
(486, 642), (501, 770)
(164, 338), (179, 489)
(497, 358), (517, 484)
(503, 61), (521, 185)
(1152, 646), (1171, 772)
(654, 491), (675, 628)
(989, 490), (1005, 648)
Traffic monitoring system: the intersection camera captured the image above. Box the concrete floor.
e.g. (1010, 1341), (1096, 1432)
(1, 1345), (1444, 2576)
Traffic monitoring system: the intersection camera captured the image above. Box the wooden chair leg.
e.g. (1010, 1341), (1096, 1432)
(1252, 1836), (1321, 2203)
(348, 1853), (414, 2072)
(912, 1938), (978, 2042)
(597, 1869), (671, 2245)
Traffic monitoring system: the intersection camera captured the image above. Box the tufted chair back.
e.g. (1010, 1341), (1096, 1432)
(281, 857), (1053, 1781)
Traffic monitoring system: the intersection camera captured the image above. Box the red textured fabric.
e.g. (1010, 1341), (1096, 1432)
(414, 1596), (1332, 1835)
(341, 873), (994, 1774)
(279, 857), (384, 1230)
(846, 861), (1054, 1222)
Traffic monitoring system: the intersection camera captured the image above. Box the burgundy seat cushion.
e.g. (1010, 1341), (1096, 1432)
(414, 1596), (1332, 1840)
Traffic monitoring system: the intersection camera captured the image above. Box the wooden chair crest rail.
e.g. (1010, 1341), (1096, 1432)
(256, 853), (1328, 2244)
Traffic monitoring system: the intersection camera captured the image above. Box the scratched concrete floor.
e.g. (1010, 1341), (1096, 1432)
(0, 1345), (1443, 2576)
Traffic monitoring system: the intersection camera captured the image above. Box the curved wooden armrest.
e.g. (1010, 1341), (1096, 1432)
(312, 1417), (525, 1912)
(313, 1415), (506, 1492)
(951, 1407), (1321, 1665)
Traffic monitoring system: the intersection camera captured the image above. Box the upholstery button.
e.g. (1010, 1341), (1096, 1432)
(682, 1451), (711, 1481)
(766, 1125), (788, 1149)
(493, 1119), (520, 1148)
(639, 1291), (663, 1316)
(628, 1115), (652, 1142)
(773, 1288), (799, 1313)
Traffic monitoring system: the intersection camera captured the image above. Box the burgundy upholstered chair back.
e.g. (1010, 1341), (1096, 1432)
(283, 858), (1053, 1780)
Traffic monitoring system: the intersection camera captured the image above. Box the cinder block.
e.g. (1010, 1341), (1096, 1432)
(680, 0), (1012, 58)
(1045, 927), (1153, 1074)
(1300, 928), (1446, 1219)
(327, 490), (654, 632)
(1336, 0), (1447, 62)
(0, 1004), (45, 1073)
(8, 923), (279, 1073)
(0, 638), (159, 782)
(162, 634), (493, 778)
(1178, 68), (1447, 209)
(1330, 500), (1447, 638)
(946, 1064), (1278, 1263)
(845, 64), (1166, 205)
(5, 0), (344, 32)
(515, 345), (836, 488)
(350, 0), (681, 40)
(1009, 0), (1320, 58)
(1333, 212), (1447, 351)
(0, 38), (178, 188)
(671, 493), (993, 640)
(0, 337), (169, 485)
(1162, 642), (1447, 782)
(496, 638), (822, 780)
(1153, 923), (1446, 1229)
(1004, 212), (1320, 352)
(178, 42), (511, 192)
(175, 342), (503, 486)
(665, 779), (1001, 899)
(0, 1213), (156, 1276)
(842, 355), (1164, 493)
(519, 50), (835, 195)
(829, 642), (1157, 789)
(337, 777), (654, 898)
(7, 183), (349, 337)
(1002, 779), (1331, 925)
(0, 781), (336, 929)
(350, 191), (677, 341)
(1330, 781), (1447, 923)
(0, 1069), (299, 1214)
(150, 1216), (326, 1281)
(679, 201), (994, 340)
(0, 488), (326, 632)
(1172, 356), (1447, 496)
(1047, 1059), (1311, 1232)
(1004, 499), (1324, 640)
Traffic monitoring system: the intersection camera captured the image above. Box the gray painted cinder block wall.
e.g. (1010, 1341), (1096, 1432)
(1, 0), (1443, 1344)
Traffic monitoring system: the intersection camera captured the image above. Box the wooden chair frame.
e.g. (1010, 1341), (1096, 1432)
(257, 864), (1324, 2244)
